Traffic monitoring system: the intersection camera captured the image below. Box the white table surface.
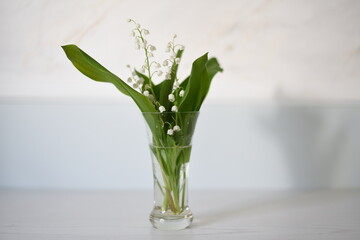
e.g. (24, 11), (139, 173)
(0, 189), (359, 240)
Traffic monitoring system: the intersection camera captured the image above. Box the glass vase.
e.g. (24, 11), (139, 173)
(142, 111), (199, 230)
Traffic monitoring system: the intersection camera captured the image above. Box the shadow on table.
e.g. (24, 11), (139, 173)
(193, 190), (346, 227)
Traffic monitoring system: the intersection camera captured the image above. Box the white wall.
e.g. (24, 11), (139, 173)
(1, 0), (360, 189)
(1, 0), (360, 102)
(1, 103), (359, 190)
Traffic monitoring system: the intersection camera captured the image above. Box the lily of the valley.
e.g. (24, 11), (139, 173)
(143, 90), (149, 96)
(159, 106), (165, 113)
(167, 129), (174, 135)
(173, 125), (181, 132)
(168, 94), (175, 102)
(171, 106), (178, 112)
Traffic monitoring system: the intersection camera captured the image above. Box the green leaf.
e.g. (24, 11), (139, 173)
(196, 57), (223, 108)
(61, 44), (156, 113)
(178, 55), (222, 111)
(206, 57), (223, 82)
(180, 76), (190, 90)
(178, 53), (209, 111)
(153, 80), (173, 110)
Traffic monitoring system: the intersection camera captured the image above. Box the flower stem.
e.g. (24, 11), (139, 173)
(154, 146), (179, 213)
(136, 29), (153, 88)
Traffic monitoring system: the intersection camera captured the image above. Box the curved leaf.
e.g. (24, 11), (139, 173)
(178, 53), (209, 111)
(61, 44), (156, 112)
(153, 80), (173, 110)
(206, 57), (223, 82)
(178, 55), (222, 111)
(196, 57), (223, 108)
(180, 76), (190, 90)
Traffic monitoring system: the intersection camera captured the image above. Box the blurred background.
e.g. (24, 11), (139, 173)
(0, 0), (359, 190)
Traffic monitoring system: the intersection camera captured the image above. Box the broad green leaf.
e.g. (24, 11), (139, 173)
(153, 80), (173, 110)
(178, 56), (222, 111)
(61, 44), (156, 113)
(196, 57), (223, 108)
(178, 53), (209, 111)
(153, 81), (166, 101)
(179, 76), (190, 90)
(206, 58), (223, 82)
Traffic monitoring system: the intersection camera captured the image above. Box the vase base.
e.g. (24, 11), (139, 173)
(150, 216), (193, 230)
(149, 208), (193, 230)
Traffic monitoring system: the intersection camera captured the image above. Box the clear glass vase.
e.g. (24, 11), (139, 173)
(142, 111), (199, 230)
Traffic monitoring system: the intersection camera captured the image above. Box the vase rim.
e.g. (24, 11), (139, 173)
(142, 111), (199, 114)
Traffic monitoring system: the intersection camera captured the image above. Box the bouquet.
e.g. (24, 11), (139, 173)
(62, 19), (222, 230)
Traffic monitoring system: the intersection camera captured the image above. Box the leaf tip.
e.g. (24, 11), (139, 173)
(61, 44), (78, 51)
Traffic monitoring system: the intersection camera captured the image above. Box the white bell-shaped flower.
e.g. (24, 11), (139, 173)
(168, 94), (175, 102)
(171, 105), (178, 112)
(173, 125), (181, 132)
(173, 81), (180, 89)
(159, 106), (165, 113)
(137, 78), (144, 85)
(167, 129), (174, 135)
(154, 62), (161, 69)
(179, 90), (185, 97)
